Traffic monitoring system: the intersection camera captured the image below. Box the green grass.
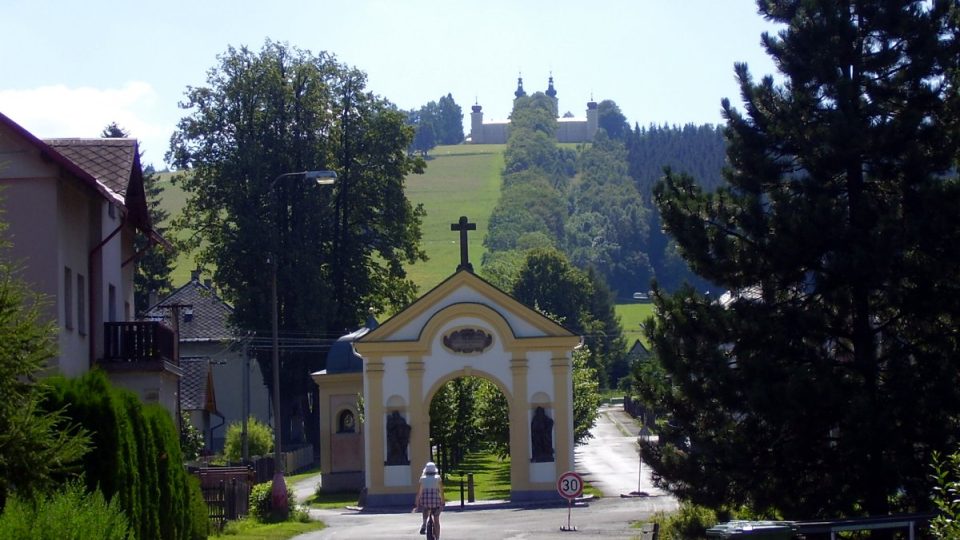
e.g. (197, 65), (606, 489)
(155, 171), (196, 286)
(283, 465), (321, 485)
(441, 450), (602, 501)
(155, 149), (657, 349)
(405, 144), (505, 292)
(305, 489), (362, 509)
(210, 518), (325, 539)
(155, 144), (506, 293)
(615, 302), (656, 350)
(444, 451), (512, 501)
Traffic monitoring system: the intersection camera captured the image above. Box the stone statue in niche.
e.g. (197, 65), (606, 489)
(385, 410), (411, 465)
(338, 410), (356, 433)
(530, 406), (555, 462)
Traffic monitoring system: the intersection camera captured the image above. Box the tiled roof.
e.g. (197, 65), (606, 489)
(0, 112), (115, 204)
(44, 138), (137, 197)
(145, 278), (236, 342)
(180, 357), (215, 412)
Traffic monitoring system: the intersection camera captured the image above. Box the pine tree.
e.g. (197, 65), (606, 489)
(0, 212), (89, 510)
(643, 0), (960, 519)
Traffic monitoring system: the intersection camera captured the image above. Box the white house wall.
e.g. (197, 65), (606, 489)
(56, 181), (96, 375)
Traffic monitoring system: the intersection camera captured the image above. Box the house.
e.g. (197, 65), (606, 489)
(179, 357), (221, 451)
(0, 111), (179, 416)
(145, 273), (271, 452)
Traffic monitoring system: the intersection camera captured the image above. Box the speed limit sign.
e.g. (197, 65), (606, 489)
(557, 471), (583, 499)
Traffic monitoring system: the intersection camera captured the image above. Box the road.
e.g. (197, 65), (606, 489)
(292, 405), (677, 539)
(575, 405), (670, 498)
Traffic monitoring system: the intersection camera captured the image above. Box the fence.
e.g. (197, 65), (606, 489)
(194, 466), (254, 530)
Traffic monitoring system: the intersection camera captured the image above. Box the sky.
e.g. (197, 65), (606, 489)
(1, 0), (781, 168)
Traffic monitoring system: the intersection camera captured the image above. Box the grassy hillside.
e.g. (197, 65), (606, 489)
(615, 302), (656, 349)
(153, 144), (506, 292)
(154, 146), (654, 351)
(404, 144), (505, 292)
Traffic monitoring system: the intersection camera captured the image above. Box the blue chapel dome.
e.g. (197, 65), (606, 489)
(324, 314), (379, 374)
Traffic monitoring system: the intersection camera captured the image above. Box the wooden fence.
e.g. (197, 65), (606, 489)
(194, 466), (255, 530)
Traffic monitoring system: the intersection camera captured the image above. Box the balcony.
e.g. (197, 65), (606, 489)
(99, 321), (180, 374)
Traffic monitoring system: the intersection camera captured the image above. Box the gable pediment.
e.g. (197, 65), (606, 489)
(355, 271), (578, 355)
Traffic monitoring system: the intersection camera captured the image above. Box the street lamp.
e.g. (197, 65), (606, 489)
(269, 170), (337, 515)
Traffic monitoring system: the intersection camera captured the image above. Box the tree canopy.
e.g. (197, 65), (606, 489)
(639, 0), (960, 519)
(168, 40), (426, 447)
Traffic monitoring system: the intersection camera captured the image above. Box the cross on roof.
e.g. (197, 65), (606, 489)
(451, 216), (476, 272)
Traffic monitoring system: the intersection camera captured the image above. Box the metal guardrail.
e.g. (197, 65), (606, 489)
(794, 513), (934, 539)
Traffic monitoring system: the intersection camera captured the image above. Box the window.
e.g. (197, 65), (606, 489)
(77, 274), (86, 335)
(108, 284), (117, 322)
(64, 267), (73, 330)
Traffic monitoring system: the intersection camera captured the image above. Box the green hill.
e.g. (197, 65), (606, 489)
(154, 144), (506, 293)
(155, 145), (651, 350)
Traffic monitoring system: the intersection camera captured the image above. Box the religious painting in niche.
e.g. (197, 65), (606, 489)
(442, 328), (493, 354)
(337, 409), (356, 433)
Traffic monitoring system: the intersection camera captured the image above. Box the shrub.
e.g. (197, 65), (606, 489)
(649, 503), (718, 540)
(0, 481), (132, 540)
(930, 449), (960, 539)
(249, 480), (295, 523)
(44, 371), (207, 540)
(180, 412), (204, 461)
(223, 417), (274, 462)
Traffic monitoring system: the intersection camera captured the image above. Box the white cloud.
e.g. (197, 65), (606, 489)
(0, 82), (173, 166)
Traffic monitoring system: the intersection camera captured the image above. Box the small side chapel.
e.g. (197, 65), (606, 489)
(312, 217), (581, 507)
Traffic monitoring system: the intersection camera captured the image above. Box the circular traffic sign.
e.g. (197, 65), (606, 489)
(557, 471), (583, 499)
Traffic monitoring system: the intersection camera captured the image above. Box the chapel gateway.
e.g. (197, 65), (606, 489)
(313, 217), (581, 507)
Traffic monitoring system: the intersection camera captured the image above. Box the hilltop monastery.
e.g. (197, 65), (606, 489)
(468, 76), (599, 144)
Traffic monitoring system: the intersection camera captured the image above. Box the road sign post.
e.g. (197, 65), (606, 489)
(557, 471), (583, 532)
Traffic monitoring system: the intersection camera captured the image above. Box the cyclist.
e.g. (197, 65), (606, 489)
(416, 461), (444, 538)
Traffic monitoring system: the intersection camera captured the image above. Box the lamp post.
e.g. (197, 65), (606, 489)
(269, 170), (336, 515)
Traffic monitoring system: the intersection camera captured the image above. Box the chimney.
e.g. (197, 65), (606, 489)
(204, 279), (212, 288)
(148, 289), (158, 308)
(190, 269), (201, 282)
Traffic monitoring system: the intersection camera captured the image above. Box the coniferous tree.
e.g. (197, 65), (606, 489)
(0, 213), (89, 511)
(641, 0), (960, 519)
(436, 93), (464, 145)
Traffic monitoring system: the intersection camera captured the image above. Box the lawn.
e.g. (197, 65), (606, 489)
(615, 302), (656, 349)
(210, 518), (325, 539)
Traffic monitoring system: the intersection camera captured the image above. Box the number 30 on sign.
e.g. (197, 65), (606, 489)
(557, 471), (583, 499)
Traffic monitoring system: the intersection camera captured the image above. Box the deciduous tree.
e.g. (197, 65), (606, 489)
(168, 40), (426, 448)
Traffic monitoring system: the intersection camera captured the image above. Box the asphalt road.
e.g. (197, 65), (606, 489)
(292, 405), (677, 539)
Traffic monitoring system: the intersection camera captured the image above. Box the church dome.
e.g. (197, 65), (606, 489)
(546, 76), (557, 98)
(514, 76), (526, 99)
(325, 315), (378, 373)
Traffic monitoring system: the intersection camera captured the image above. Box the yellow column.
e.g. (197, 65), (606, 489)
(509, 354), (529, 490)
(551, 354), (573, 474)
(365, 357), (386, 492)
(407, 357), (428, 483)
